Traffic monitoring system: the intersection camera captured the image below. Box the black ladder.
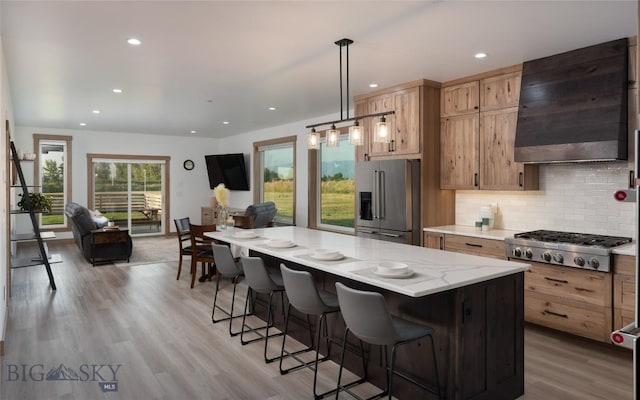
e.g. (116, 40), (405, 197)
(9, 141), (57, 290)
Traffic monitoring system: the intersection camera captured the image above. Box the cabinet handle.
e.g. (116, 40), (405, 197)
(473, 173), (479, 187)
(439, 236), (444, 250)
(465, 242), (483, 248)
(630, 170), (635, 189)
(543, 276), (569, 284)
(519, 172), (524, 187)
(544, 310), (568, 319)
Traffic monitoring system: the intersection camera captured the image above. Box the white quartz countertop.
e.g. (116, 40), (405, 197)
(423, 225), (521, 241)
(613, 243), (636, 256)
(207, 226), (529, 298)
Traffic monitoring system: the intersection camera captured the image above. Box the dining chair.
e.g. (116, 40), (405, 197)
(334, 282), (441, 400)
(188, 223), (217, 289)
(174, 217), (192, 280)
(211, 243), (245, 336)
(239, 255), (285, 363)
(279, 264), (343, 399)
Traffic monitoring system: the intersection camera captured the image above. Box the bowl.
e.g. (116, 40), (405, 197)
(267, 239), (293, 247)
(313, 249), (340, 258)
(376, 262), (408, 274)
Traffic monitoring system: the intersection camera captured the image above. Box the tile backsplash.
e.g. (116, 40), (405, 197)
(455, 162), (636, 239)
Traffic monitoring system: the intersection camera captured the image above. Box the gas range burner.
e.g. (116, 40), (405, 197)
(514, 230), (632, 249)
(506, 230), (632, 272)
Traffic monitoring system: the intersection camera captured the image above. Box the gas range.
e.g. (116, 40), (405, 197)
(505, 230), (632, 272)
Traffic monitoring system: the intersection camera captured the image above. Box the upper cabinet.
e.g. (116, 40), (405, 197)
(479, 72), (521, 111)
(355, 80), (437, 161)
(441, 81), (479, 117)
(440, 68), (539, 191)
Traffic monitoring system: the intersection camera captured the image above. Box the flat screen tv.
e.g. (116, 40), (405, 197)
(205, 153), (250, 191)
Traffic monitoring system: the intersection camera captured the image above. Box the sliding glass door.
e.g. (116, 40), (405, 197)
(91, 157), (166, 236)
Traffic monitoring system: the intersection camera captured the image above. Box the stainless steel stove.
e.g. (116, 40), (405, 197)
(505, 230), (632, 272)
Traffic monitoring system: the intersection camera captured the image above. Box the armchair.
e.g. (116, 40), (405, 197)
(232, 201), (277, 229)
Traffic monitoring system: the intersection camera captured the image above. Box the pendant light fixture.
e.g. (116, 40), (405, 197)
(326, 124), (340, 147)
(308, 128), (320, 150)
(348, 120), (363, 145)
(306, 38), (394, 150)
(374, 116), (390, 143)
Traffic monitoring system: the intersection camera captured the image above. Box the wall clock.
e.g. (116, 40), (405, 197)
(183, 159), (195, 171)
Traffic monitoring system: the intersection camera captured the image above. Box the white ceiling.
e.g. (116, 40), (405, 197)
(1, 1), (636, 139)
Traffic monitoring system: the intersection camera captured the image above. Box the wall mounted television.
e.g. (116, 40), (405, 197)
(204, 153), (250, 191)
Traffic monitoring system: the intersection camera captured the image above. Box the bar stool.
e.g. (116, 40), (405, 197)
(239, 255), (285, 363)
(279, 264), (342, 399)
(334, 282), (441, 400)
(210, 244), (244, 336)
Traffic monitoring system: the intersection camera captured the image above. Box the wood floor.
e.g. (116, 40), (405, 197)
(0, 240), (633, 400)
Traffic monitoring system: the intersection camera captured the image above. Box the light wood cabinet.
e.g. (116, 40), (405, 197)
(614, 254), (635, 331)
(441, 81), (479, 117)
(480, 108), (538, 190)
(440, 114), (479, 189)
(479, 72), (521, 111)
(440, 70), (538, 190)
(356, 87), (420, 159)
(201, 206), (218, 225)
(423, 231), (444, 249)
(443, 234), (506, 259)
(524, 261), (612, 343)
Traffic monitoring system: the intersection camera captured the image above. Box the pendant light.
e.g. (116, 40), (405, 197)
(308, 128), (320, 150)
(348, 120), (363, 145)
(306, 38), (394, 150)
(326, 124), (340, 147)
(374, 116), (390, 143)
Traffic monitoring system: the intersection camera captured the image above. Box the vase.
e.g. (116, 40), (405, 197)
(218, 207), (228, 230)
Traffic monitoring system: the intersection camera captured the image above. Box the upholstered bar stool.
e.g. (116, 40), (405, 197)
(279, 264), (343, 399)
(334, 282), (441, 400)
(239, 255), (286, 363)
(210, 244), (245, 336)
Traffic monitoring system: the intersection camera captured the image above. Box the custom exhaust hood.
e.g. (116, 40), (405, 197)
(514, 38), (629, 163)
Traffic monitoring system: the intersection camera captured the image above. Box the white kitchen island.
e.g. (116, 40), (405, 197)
(207, 226), (529, 400)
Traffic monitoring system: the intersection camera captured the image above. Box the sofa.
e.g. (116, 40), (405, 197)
(238, 201), (277, 228)
(65, 202), (133, 265)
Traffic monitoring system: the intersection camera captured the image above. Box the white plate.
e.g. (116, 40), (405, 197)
(372, 268), (414, 279)
(312, 249), (340, 258)
(233, 231), (258, 239)
(266, 240), (296, 248)
(310, 252), (345, 261)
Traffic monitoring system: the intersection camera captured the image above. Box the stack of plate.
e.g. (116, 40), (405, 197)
(265, 239), (296, 248)
(233, 230), (258, 239)
(372, 262), (414, 278)
(310, 249), (344, 261)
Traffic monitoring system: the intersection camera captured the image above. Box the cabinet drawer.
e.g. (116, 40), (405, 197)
(443, 234), (505, 259)
(525, 262), (611, 307)
(525, 291), (611, 342)
(92, 231), (128, 244)
(614, 273), (635, 312)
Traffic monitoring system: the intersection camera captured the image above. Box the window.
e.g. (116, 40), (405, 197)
(253, 136), (296, 225)
(34, 134), (72, 230)
(315, 133), (355, 232)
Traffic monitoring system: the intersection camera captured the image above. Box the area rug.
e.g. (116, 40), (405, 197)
(114, 236), (179, 267)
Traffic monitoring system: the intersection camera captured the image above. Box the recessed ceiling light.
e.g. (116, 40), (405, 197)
(268, 107), (276, 111)
(112, 88), (123, 93)
(190, 130), (197, 134)
(223, 121), (230, 125)
(79, 123), (86, 126)
(92, 110), (101, 114)
(475, 52), (487, 59)
(127, 38), (141, 46)
(369, 83), (379, 88)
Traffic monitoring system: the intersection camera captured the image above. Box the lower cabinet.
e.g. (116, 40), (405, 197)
(613, 254), (636, 331)
(422, 231), (507, 260)
(524, 261), (612, 343)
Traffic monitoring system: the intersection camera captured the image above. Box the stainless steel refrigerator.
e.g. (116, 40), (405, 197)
(355, 159), (420, 245)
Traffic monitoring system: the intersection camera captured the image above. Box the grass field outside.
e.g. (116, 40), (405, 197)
(264, 179), (354, 227)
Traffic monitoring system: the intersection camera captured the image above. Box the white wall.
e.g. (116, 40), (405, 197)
(456, 162), (636, 239)
(12, 127), (223, 236)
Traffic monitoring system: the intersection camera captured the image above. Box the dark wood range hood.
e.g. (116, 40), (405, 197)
(515, 38), (628, 163)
